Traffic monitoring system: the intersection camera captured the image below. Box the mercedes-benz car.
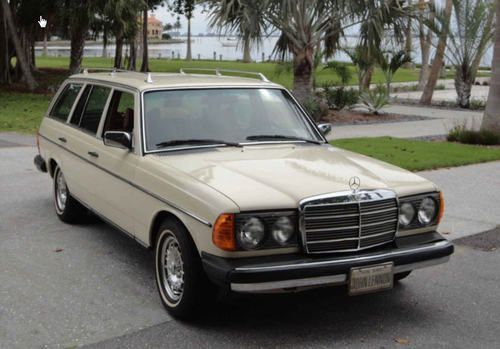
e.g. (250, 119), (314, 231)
(34, 68), (453, 319)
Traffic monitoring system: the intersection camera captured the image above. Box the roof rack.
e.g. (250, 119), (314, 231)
(179, 68), (270, 82)
(80, 67), (132, 75)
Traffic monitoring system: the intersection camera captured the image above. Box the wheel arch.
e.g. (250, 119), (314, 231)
(149, 210), (199, 250)
(48, 158), (58, 178)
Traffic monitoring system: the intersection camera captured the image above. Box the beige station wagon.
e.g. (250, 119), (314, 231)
(34, 68), (453, 319)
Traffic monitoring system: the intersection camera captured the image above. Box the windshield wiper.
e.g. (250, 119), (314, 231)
(246, 135), (322, 145)
(156, 139), (242, 149)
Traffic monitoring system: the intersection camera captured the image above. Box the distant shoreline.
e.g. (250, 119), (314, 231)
(35, 39), (186, 47)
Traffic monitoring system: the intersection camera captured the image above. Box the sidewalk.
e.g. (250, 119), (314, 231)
(328, 104), (483, 140)
(419, 161), (500, 240)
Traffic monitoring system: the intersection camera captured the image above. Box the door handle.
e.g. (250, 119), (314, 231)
(58, 137), (67, 143)
(87, 151), (99, 158)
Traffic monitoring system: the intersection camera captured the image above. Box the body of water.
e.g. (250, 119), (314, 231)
(35, 36), (493, 67)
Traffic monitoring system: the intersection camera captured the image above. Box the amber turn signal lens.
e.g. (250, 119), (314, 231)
(213, 214), (236, 251)
(438, 192), (445, 224)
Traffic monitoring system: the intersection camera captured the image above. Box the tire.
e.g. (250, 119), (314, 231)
(394, 271), (412, 282)
(53, 166), (86, 223)
(154, 218), (216, 320)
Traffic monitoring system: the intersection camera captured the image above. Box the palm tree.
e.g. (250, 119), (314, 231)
(208, 0), (268, 63)
(420, 0), (453, 105)
(482, 0), (500, 133)
(443, 0), (494, 109)
(169, 0), (196, 61)
(417, 0), (435, 90)
(377, 49), (412, 93)
(343, 46), (375, 91)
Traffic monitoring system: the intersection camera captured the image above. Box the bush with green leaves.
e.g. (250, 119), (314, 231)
(302, 96), (327, 121)
(447, 124), (500, 145)
(357, 86), (390, 115)
(322, 83), (359, 110)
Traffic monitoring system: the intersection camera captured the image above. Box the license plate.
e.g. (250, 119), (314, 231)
(349, 262), (394, 296)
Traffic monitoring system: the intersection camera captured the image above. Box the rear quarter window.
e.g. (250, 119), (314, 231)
(50, 83), (82, 121)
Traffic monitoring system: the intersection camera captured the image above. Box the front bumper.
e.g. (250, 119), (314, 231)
(202, 232), (453, 293)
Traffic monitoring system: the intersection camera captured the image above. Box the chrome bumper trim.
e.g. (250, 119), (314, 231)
(234, 240), (451, 273)
(231, 274), (347, 292)
(230, 241), (452, 293)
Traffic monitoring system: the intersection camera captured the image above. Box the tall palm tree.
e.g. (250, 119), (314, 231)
(482, 0), (500, 133)
(445, 0), (494, 108)
(271, 0), (407, 101)
(420, 0), (453, 105)
(208, 0), (268, 63)
(417, 0), (435, 90)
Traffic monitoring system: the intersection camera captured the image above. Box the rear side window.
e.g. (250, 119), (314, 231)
(51, 84), (82, 121)
(79, 86), (111, 134)
(102, 91), (135, 134)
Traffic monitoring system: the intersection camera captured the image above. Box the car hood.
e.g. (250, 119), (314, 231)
(152, 144), (437, 211)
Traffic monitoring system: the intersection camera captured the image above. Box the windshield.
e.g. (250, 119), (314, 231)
(143, 88), (322, 151)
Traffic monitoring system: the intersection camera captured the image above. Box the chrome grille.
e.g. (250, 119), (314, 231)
(300, 190), (398, 253)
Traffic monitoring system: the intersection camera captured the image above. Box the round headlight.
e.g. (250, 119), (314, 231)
(399, 202), (415, 227)
(272, 216), (294, 245)
(418, 197), (437, 225)
(237, 217), (265, 250)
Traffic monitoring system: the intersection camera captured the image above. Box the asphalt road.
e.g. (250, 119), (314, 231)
(1, 135), (499, 349)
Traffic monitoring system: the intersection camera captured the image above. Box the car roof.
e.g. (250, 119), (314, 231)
(68, 71), (283, 91)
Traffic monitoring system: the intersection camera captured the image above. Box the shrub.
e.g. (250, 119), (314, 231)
(357, 87), (389, 115)
(323, 84), (359, 110)
(469, 98), (486, 110)
(303, 96), (328, 121)
(448, 123), (500, 145)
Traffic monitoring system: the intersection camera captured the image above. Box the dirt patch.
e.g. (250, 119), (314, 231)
(455, 226), (500, 252)
(320, 109), (433, 126)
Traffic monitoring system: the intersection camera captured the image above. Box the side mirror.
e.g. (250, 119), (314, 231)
(317, 123), (332, 137)
(103, 131), (132, 150)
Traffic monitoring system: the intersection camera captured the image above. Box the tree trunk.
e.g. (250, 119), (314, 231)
(242, 34), (252, 63)
(418, 0), (434, 90)
(69, 12), (89, 75)
(454, 71), (472, 109)
(360, 65), (375, 91)
(0, 0), (36, 90)
(140, 9), (149, 72)
(43, 29), (47, 56)
(292, 49), (314, 102)
(114, 37), (123, 69)
(102, 28), (108, 58)
(403, 0), (413, 69)
(128, 39), (136, 71)
(420, 0), (452, 105)
(185, 17), (192, 61)
(0, 1), (11, 85)
(482, 0), (500, 132)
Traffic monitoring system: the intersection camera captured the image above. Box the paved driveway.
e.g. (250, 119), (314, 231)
(1, 135), (499, 348)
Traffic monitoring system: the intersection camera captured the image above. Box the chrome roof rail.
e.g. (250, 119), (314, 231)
(178, 68), (270, 82)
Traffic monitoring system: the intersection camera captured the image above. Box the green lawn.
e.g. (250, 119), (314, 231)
(34, 56), (425, 89)
(0, 92), (50, 133)
(331, 137), (500, 171)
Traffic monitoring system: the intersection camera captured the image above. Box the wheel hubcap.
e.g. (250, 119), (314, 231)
(55, 170), (68, 211)
(161, 234), (184, 302)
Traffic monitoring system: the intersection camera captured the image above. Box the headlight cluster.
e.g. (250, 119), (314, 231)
(212, 211), (298, 251)
(398, 193), (441, 229)
(236, 213), (297, 250)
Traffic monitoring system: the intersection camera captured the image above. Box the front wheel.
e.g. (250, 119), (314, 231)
(154, 219), (216, 319)
(53, 166), (86, 223)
